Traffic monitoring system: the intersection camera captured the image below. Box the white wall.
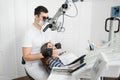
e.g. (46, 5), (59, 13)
(91, 0), (120, 42)
(0, 0), (17, 79)
(51, 2), (92, 56)
(2, 0), (120, 79)
(15, 0), (120, 78)
(14, 0), (65, 77)
(14, 0), (92, 77)
(13, 0), (120, 78)
(14, 0), (28, 77)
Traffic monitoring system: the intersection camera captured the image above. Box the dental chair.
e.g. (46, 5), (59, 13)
(21, 57), (34, 80)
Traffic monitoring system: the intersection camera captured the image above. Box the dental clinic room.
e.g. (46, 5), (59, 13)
(0, 0), (120, 80)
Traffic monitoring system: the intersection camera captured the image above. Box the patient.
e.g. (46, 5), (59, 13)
(40, 42), (64, 73)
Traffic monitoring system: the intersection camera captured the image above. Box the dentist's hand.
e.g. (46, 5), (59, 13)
(55, 43), (61, 49)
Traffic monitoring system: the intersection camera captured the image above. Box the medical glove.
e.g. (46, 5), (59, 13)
(55, 43), (61, 49)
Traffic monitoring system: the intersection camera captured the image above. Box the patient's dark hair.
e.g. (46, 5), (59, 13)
(41, 42), (52, 69)
(40, 42), (48, 54)
(34, 6), (48, 16)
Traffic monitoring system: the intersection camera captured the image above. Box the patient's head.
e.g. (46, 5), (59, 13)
(41, 42), (58, 58)
(41, 42), (59, 69)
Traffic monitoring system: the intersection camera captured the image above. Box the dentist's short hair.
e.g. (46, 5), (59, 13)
(34, 6), (48, 16)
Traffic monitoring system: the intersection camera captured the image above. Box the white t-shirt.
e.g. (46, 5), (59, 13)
(22, 25), (49, 80)
(22, 25), (48, 64)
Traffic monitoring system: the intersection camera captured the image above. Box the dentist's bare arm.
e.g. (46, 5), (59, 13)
(22, 47), (44, 61)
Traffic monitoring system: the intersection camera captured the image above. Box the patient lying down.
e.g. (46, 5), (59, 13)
(40, 42), (64, 73)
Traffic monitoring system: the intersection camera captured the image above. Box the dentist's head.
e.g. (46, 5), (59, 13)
(34, 6), (49, 30)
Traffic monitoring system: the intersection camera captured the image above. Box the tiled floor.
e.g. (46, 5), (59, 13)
(13, 76), (120, 80)
(13, 76), (30, 80)
(104, 77), (120, 80)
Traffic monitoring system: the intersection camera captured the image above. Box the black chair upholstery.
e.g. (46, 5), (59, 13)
(22, 57), (34, 80)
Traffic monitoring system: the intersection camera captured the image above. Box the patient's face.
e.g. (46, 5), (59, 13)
(47, 42), (58, 57)
(47, 42), (57, 50)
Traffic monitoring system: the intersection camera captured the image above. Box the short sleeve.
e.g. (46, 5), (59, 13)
(22, 31), (32, 47)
